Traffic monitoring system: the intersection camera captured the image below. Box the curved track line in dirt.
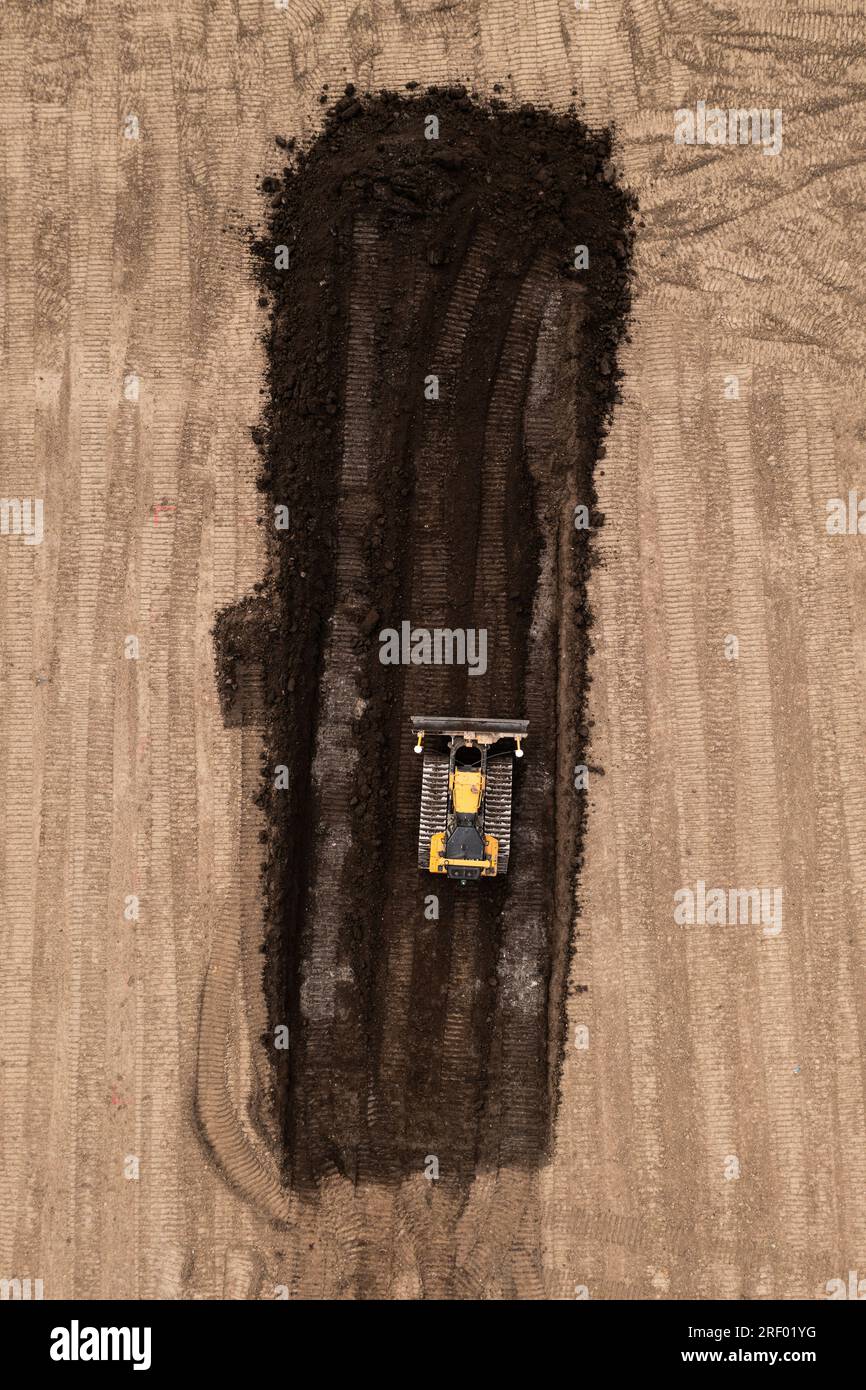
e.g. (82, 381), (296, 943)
(195, 892), (290, 1225)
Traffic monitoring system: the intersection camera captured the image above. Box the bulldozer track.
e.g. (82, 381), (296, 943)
(303, 215), (382, 1028)
(482, 758), (514, 873)
(417, 750), (450, 870)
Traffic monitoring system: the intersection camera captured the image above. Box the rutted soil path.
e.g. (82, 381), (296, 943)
(213, 89), (633, 1193)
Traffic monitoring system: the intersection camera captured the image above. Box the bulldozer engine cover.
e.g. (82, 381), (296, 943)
(429, 830), (499, 878)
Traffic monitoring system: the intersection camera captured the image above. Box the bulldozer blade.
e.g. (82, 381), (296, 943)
(411, 715), (529, 740)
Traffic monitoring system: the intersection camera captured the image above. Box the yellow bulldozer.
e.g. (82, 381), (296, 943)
(412, 716), (528, 884)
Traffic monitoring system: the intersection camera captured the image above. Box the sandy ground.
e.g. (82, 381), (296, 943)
(2, 0), (866, 1299)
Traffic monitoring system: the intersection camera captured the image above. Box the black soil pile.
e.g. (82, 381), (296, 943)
(215, 87), (634, 1191)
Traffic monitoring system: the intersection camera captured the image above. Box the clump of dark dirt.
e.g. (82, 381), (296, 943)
(215, 87), (635, 1191)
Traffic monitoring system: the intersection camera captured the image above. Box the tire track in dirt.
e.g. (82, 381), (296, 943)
(718, 365), (811, 1280)
(385, 250), (563, 1192)
(6, 91), (76, 1289)
(454, 279), (589, 1288)
(300, 215), (384, 1138)
(369, 226), (508, 1181)
(62, 80), (138, 1290)
(348, 228), (510, 1288)
(580, 348), (669, 1289)
(0, 32), (49, 1283)
(775, 373), (866, 1265)
(472, 256), (558, 1171)
(641, 317), (745, 1294)
(396, 253), (558, 1228)
(366, 230), (522, 1184)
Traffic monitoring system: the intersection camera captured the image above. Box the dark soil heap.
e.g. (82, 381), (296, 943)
(215, 87), (634, 1190)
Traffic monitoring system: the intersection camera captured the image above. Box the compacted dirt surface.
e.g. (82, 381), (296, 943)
(214, 91), (633, 1190)
(3, 0), (866, 1303)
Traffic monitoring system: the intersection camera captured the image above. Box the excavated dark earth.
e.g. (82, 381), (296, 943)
(215, 88), (634, 1190)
